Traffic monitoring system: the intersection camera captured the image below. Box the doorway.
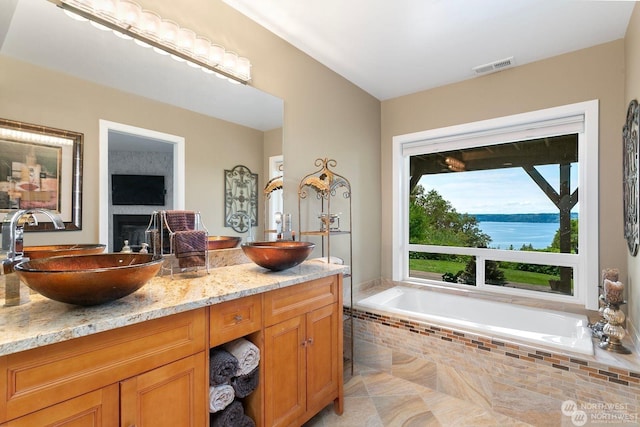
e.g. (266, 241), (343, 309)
(98, 120), (185, 251)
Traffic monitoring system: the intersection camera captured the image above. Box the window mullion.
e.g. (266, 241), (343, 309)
(476, 256), (486, 289)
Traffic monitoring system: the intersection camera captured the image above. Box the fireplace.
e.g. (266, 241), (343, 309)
(113, 214), (151, 252)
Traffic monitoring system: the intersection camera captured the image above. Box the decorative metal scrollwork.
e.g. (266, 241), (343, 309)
(224, 165), (257, 233)
(623, 99), (639, 256)
(298, 158), (351, 201)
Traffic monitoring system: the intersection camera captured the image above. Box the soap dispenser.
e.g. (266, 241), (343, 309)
(121, 240), (132, 253)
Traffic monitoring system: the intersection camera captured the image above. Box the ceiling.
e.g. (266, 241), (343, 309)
(0, 0), (283, 131)
(224, 0), (636, 100)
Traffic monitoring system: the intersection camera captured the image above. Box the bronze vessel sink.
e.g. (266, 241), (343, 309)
(14, 253), (163, 306)
(207, 236), (242, 250)
(23, 244), (106, 259)
(241, 241), (315, 271)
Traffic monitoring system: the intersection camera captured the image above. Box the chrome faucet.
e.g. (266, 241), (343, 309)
(1, 209), (65, 275)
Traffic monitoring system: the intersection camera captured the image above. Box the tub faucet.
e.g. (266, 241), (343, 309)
(1, 209), (65, 275)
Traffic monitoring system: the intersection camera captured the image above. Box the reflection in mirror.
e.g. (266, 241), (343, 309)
(264, 156), (284, 239)
(0, 118), (83, 231)
(1, 0), (283, 244)
(1, 0), (283, 131)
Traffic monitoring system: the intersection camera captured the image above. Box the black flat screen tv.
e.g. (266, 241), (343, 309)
(111, 174), (166, 206)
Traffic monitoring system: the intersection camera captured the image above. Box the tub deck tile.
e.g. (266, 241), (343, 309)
(348, 307), (640, 425)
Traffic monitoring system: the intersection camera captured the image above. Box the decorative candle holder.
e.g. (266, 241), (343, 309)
(598, 300), (631, 354)
(588, 294), (608, 339)
(318, 213), (340, 232)
(589, 269), (623, 341)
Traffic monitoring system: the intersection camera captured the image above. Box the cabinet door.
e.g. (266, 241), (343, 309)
(1, 384), (118, 427)
(264, 316), (306, 427)
(120, 352), (207, 427)
(305, 304), (340, 417)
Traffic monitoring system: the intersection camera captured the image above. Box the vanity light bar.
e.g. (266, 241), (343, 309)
(48, 0), (252, 85)
(0, 128), (74, 147)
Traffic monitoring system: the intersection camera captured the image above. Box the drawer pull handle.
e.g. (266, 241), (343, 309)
(234, 315), (243, 322)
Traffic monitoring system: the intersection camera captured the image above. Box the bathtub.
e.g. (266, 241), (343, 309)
(357, 286), (594, 356)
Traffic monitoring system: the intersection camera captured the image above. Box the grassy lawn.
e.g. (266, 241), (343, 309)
(409, 258), (554, 287)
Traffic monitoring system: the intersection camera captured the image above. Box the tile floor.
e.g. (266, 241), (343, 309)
(304, 360), (533, 427)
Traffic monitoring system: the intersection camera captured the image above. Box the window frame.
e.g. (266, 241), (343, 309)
(391, 100), (599, 309)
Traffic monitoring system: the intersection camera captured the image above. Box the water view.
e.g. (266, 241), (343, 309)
(479, 221), (560, 250)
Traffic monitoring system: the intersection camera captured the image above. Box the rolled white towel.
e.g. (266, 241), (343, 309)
(209, 384), (235, 413)
(223, 338), (260, 376)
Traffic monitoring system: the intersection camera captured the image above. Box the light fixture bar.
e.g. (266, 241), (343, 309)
(48, 0), (250, 85)
(0, 127), (74, 146)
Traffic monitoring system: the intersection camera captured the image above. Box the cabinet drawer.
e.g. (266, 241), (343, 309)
(0, 308), (206, 422)
(264, 275), (338, 326)
(210, 294), (263, 347)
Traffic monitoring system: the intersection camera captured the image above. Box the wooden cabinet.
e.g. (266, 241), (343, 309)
(0, 274), (343, 427)
(121, 352), (207, 427)
(0, 309), (207, 426)
(1, 384), (119, 427)
(263, 275), (343, 427)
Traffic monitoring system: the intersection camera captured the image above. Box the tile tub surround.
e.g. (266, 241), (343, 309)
(0, 261), (348, 357)
(347, 282), (640, 426)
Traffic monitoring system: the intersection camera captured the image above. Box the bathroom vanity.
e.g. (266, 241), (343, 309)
(0, 261), (347, 426)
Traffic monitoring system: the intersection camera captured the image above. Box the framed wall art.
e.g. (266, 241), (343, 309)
(224, 164), (257, 233)
(0, 118), (83, 231)
(623, 99), (639, 256)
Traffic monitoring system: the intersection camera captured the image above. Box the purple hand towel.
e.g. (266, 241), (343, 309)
(174, 230), (206, 268)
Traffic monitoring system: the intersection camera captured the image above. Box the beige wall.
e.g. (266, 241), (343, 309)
(381, 40), (627, 305)
(625, 4), (640, 346)
(0, 55), (265, 240)
(110, 0), (383, 285)
(1, 0), (382, 284)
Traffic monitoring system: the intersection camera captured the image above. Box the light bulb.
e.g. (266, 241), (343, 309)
(236, 57), (251, 80)
(153, 19), (179, 55)
(134, 10), (161, 48)
(172, 27), (195, 61)
(89, 0), (116, 30)
(209, 44), (225, 65)
(223, 51), (238, 72)
(189, 37), (211, 68)
(116, 0), (140, 27)
(176, 28), (196, 53)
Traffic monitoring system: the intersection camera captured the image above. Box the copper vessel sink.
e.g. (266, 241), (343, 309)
(241, 241), (315, 271)
(207, 236), (242, 250)
(24, 244), (106, 259)
(14, 253), (163, 306)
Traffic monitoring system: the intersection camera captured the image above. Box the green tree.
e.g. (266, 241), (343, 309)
(410, 185), (491, 247)
(549, 218), (579, 253)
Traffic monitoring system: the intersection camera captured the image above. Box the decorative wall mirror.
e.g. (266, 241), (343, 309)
(225, 165), (258, 233)
(0, 118), (83, 231)
(623, 99), (639, 256)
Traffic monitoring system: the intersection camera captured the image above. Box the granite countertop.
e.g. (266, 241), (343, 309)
(0, 261), (349, 357)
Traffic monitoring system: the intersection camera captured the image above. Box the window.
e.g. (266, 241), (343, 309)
(392, 101), (599, 309)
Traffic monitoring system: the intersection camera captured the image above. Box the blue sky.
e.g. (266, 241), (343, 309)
(417, 164), (579, 215)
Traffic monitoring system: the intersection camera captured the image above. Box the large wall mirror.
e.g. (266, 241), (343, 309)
(1, 0), (284, 246)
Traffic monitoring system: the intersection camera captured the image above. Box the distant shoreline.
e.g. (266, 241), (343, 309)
(472, 213), (579, 223)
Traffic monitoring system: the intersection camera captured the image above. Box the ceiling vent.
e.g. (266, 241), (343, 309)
(472, 56), (515, 75)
